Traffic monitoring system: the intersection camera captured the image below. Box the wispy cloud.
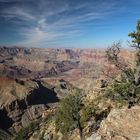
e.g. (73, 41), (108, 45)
(1, 6), (36, 21)
(0, 0), (119, 47)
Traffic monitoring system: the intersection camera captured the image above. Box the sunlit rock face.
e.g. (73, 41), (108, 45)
(87, 106), (140, 140)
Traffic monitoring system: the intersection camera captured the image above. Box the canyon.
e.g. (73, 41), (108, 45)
(0, 46), (135, 139)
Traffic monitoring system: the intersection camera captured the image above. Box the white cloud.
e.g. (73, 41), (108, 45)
(2, 7), (36, 21)
(21, 28), (45, 45)
(1, 0), (118, 47)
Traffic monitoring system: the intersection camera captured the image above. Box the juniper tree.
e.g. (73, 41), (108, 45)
(129, 20), (140, 85)
(128, 20), (140, 48)
(106, 20), (140, 108)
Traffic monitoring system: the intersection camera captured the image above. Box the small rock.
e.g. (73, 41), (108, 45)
(86, 133), (101, 140)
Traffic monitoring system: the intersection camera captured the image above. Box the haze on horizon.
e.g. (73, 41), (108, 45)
(0, 0), (140, 48)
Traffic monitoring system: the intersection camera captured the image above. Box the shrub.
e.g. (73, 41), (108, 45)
(55, 90), (84, 139)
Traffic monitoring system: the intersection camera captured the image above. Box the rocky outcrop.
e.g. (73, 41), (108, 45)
(21, 105), (46, 128)
(0, 128), (12, 140)
(87, 106), (140, 140)
(0, 46), (32, 56)
(0, 79), (59, 139)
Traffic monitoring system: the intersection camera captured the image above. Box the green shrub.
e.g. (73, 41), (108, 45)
(80, 101), (111, 129)
(80, 103), (99, 127)
(55, 90), (84, 139)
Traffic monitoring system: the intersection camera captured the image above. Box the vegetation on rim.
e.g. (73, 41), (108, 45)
(105, 20), (140, 108)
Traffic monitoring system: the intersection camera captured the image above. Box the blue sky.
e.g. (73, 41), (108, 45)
(0, 0), (140, 48)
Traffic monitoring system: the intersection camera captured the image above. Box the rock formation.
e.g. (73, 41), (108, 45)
(87, 106), (140, 140)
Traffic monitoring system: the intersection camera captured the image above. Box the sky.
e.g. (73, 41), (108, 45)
(0, 0), (140, 48)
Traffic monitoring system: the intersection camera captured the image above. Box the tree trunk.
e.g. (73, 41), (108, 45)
(77, 120), (83, 140)
(135, 65), (140, 85)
